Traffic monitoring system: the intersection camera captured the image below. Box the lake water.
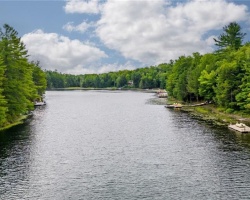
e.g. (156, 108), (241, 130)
(0, 90), (250, 200)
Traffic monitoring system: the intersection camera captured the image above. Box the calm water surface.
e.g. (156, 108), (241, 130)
(0, 91), (250, 200)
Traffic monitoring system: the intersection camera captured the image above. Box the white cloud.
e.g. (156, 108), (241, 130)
(96, 62), (136, 74)
(63, 21), (93, 33)
(21, 0), (250, 75)
(21, 30), (107, 73)
(205, 35), (217, 47)
(96, 0), (249, 65)
(64, 0), (101, 14)
(58, 62), (136, 75)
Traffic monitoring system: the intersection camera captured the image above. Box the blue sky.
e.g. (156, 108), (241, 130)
(0, 0), (250, 74)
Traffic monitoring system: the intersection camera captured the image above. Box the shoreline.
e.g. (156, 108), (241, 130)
(0, 115), (29, 132)
(178, 104), (250, 127)
(2, 91), (249, 132)
(160, 96), (250, 127)
(47, 87), (158, 93)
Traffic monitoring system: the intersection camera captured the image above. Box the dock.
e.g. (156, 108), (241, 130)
(165, 103), (182, 109)
(165, 101), (211, 109)
(228, 123), (250, 133)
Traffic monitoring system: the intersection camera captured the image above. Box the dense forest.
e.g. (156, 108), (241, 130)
(46, 64), (168, 90)
(46, 22), (250, 113)
(0, 24), (47, 129)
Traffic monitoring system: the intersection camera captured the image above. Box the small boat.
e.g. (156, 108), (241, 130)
(35, 101), (46, 106)
(157, 89), (168, 98)
(158, 92), (168, 98)
(228, 123), (250, 133)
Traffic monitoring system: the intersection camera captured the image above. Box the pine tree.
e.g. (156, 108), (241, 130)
(31, 61), (47, 98)
(0, 24), (36, 121)
(214, 22), (246, 51)
(0, 58), (7, 127)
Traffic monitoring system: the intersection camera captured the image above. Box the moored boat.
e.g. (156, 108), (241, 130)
(35, 101), (46, 106)
(228, 123), (250, 133)
(158, 92), (168, 98)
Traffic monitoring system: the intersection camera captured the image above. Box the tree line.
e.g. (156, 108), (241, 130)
(0, 24), (47, 129)
(46, 22), (250, 113)
(46, 64), (168, 90)
(166, 22), (250, 113)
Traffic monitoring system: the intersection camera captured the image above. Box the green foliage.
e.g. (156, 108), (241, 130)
(0, 24), (47, 128)
(166, 56), (193, 101)
(234, 45), (250, 112)
(198, 70), (216, 101)
(116, 74), (127, 88)
(0, 58), (7, 127)
(46, 64), (171, 90)
(225, 108), (234, 114)
(32, 61), (47, 97)
(186, 53), (202, 101)
(131, 71), (141, 88)
(214, 22), (246, 51)
(163, 23), (249, 113)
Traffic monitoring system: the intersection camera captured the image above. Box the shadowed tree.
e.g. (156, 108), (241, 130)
(0, 58), (7, 127)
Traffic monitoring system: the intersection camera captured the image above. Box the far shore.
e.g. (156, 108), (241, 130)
(49, 88), (250, 127)
(46, 87), (158, 93)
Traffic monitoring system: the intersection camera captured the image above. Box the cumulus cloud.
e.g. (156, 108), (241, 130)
(23, 0), (249, 74)
(63, 21), (93, 33)
(96, 62), (136, 74)
(61, 62), (136, 75)
(64, 0), (101, 14)
(96, 0), (249, 65)
(21, 30), (107, 73)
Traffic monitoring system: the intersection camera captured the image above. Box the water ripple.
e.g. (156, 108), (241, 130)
(0, 91), (250, 200)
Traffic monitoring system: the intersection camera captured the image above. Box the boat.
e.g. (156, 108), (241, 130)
(228, 123), (250, 133)
(158, 92), (168, 98)
(35, 101), (46, 106)
(157, 89), (168, 98)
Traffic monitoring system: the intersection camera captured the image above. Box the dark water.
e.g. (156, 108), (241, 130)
(0, 91), (250, 200)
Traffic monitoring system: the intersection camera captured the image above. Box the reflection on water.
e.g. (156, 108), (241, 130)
(0, 91), (250, 200)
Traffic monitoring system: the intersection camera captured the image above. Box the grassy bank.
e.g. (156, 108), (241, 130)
(165, 96), (250, 126)
(182, 104), (250, 126)
(0, 115), (28, 132)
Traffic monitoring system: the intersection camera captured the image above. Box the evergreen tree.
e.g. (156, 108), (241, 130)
(32, 61), (47, 98)
(0, 24), (36, 121)
(0, 58), (7, 127)
(214, 22), (246, 50)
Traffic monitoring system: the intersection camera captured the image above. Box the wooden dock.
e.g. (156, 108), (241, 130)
(228, 123), (250, 133)
(165, 102), (211, 109)
(165, 103), (182, 109)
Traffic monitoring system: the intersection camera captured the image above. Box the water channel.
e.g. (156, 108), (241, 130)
(0, 90), (250, 199)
